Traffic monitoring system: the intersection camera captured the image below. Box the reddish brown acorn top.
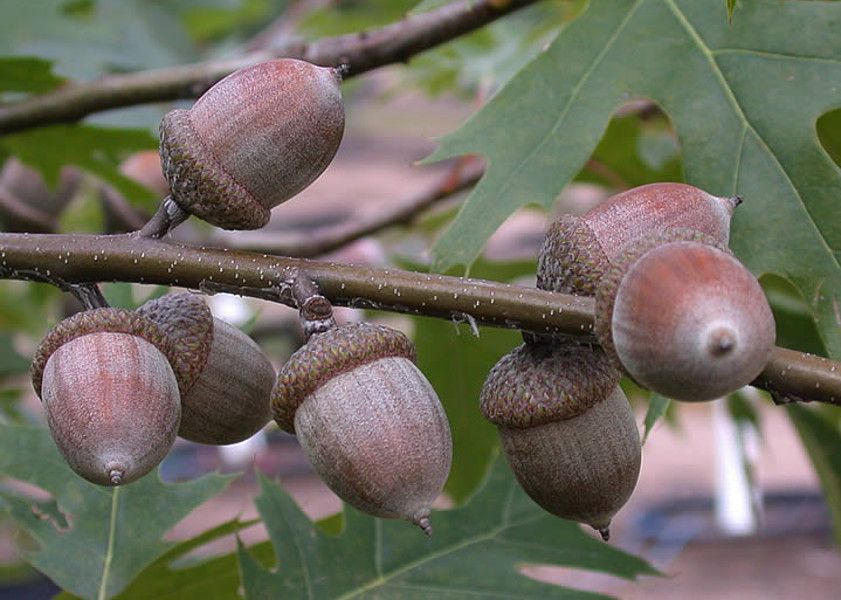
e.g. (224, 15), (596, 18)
(595, 229), (776, 401)
(538, 182), (740, 297)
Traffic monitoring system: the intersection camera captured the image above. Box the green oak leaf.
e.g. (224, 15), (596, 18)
(580, 113), (682, 189)
(2, 124), (159, 211)
(428, 0), (841, 360)
(0, 56), (64, 94)
(0, 0), (197, 80)
(0, 335), (29, 378)
(642, 394), (671, 444)
(410, 258), (534, 503)
(90, 518), (271, 600)
(787, 404), (841, 547)
(0, 423), (234, 600)
(239, 456), (657, 599)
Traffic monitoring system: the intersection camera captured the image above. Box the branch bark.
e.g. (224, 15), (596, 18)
(0, 0), (539, 134)
(1, 232), (840, 407)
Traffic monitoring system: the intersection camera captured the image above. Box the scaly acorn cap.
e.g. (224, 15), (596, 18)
(537, 214), (610, 298)
(480, 343), (640, 539)
(136, 293), (214, 393)
(480, 341), (619, 428)
(595, 228), (775, 401)
(32, 307), (188, 398)
(272, 322), (416, 434)
(537, 183), (739, 297)
(159, 59), (345, 230)
(138, 293), (275, 444)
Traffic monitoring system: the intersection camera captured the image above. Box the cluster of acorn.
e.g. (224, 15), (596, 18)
(27, 56), (778, 540)
(31, 290), (452, 532)
(481, 182), (776, 538)
(28, 57), (452, 533)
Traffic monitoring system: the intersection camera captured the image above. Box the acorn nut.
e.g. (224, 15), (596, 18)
(538, 182), (739, 297)
(137, 293), (275, 445)
(0, 158), (80, 233)
(31, 308), (186, 486)
(480, 342), (641, 540)
(159, 58), (345, 230)
(595, 229), (776, 401)
(272, 323), (452, 534)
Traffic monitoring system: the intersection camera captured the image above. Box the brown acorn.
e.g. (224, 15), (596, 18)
(595, 229), (776, 401)
(272, 323), (452, 534)
(31, 308), (187, 486)
(137, 293), (275, 445)
(538, 182), (740, 296)
(480, 342), (641, 540)
(159, 58), (345, 230)
(0, 158), (80, 233)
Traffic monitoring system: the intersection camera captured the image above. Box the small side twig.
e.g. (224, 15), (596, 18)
(293, 272), (336, 339)
(137, 195), (190, 239)
(225, 158), (484, 257)
(0, 266), (107, 310)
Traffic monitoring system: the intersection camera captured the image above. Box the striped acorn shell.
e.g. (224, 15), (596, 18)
(272, 323), (451, 534)
(480, 342), (640, 538)
(32, 308), (182, 486)
(138, 293), (275, 444)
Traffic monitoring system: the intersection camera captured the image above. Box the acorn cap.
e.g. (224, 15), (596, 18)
(136, 293), (214, 394)
(480, 342), (620, 428)
(272, 323), (416, 433)
(537, 214), (610, 297)
(160, 109), (269, 230)
(160, 59), (344, 230)
(32, 307), (189, 398)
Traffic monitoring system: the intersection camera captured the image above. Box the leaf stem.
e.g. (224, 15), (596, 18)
(98, 486), (120, 600)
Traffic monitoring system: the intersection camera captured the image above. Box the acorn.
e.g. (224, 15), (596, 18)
(159, 58), (345, 230)
(0, 158), (80, 233)
(272, 322), (452, 534)
(595, 229), (776, 401)
(31, 308), (187, 486)
(137, 293), (275, 445)
(480, 342), (641, 540)
(538, 182), (740, 296)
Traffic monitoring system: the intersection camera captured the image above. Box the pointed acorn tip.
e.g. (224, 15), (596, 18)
(707, 326), (737, 357)
(598, 527), (610, 542)
(109, 469), (124, 486)
(413, 509), (433, 536)
(334, 63), (351, 81)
